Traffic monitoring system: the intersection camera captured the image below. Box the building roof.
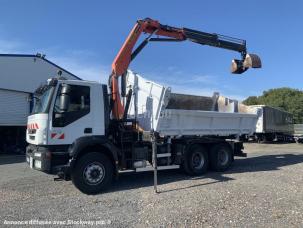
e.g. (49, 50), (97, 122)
(0, 54), (81, 93)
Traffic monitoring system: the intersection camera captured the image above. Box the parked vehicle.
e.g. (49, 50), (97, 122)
(249, 105), (294, 142)
(294, 124), (303, 143)
(26, 18), (261, 194)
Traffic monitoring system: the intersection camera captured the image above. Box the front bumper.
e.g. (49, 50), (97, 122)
(26, 144), (70, 175)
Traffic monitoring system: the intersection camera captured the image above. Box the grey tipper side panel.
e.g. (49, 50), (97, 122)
(166, 93), (215, 111)
(263, 106), (294, 134)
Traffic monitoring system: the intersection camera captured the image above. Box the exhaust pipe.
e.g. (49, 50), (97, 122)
(231, 53), (262, 74)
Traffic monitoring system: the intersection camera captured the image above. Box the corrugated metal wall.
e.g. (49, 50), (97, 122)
(0, 89), (30, 126)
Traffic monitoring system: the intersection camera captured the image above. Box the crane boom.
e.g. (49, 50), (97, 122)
(110, 18), (261, 119)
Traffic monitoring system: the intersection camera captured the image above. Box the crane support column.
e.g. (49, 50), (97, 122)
(151, 131), (158, 193)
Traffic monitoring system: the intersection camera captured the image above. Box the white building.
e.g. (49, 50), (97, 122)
(0, 54), (81, 154)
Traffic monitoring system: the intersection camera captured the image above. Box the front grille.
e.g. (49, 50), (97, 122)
(29, 135), (35, 140)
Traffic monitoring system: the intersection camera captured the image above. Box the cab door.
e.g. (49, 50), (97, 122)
(49, 84), (93, 145)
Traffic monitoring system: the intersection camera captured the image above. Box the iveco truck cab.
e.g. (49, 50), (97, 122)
(26, 77), (109, 174)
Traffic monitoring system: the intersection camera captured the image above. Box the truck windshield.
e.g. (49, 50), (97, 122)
(32, 85), (54, 114)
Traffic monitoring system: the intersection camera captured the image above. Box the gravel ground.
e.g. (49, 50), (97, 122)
(1, 143), (303, 227)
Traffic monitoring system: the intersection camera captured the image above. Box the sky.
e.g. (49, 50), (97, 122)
(0, 0), (303, 100)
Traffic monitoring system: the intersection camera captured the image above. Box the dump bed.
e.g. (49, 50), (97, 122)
(126, 70), (258, 136)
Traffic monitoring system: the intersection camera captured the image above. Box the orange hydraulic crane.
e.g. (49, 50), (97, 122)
(110, 18), (261, 119)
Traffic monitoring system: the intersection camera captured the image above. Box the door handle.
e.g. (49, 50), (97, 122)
(84, 128), (92, 134)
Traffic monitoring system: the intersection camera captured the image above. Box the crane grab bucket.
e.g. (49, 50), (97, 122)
(243, 53), (262, 69)
(231, 53), (262, 74)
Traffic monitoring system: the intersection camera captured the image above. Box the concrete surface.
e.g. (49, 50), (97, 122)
(0, 143), (303, 227)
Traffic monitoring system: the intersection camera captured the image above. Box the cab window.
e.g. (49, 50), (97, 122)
(53, 85), (90, 127)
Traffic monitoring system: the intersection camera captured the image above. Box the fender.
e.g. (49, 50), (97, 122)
(68, 135), (119, 171)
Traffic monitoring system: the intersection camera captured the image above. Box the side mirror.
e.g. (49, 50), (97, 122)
(59, 84), (71, 112)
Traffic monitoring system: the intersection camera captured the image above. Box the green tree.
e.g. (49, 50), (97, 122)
(242, 96), (259, 105)
(243, 88), (303, 124)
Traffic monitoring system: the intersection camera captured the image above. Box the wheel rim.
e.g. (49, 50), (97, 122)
(218, 149), (229, 166)
(192, 151), (205, 170)
(83, 162), (105, 185)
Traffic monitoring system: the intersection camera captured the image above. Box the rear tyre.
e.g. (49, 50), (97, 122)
(71, 152), (113, 194)
(210, 143), (233, 172)
(183, 145), (208, 176)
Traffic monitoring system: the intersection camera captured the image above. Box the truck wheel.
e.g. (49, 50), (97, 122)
(210, 143), (233, 172)
(71, 152), (113, 194)
(183, 145), (208, 176)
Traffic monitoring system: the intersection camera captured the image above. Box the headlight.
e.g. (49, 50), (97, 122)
(34, 160), (42, 169)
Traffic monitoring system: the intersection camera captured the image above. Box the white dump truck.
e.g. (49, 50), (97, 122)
(25, 18), (261, 194)
(26, 70), (258, 194)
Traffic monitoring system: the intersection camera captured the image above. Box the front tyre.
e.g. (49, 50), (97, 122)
(71, 152), (113, 194)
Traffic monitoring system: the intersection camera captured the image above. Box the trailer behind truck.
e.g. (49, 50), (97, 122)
(294, 124), (303, 143)
(249, 105), (294, 142)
